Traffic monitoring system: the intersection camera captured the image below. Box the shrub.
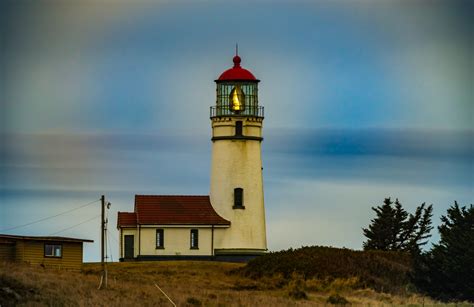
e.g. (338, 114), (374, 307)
(232, 279), (259, 291)
(305, 277), (360, 293)
(305, 278), (325, 292)
(235, 246), (412, 294)
(327, 293), (349, 305)
(286, 275), (307, 300)
(329, 277), (360, 292)
(186, 297), (202, 306)
(0, 275), (36, 306)
(233, 284), (257, 291)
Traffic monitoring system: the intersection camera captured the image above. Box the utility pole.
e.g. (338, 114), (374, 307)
(99, 194), (108, 289)
(101, 194), (105, 269)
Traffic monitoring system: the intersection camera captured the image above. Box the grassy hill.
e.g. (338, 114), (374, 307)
(236, 246), (413, 294)
(1, 247), (470, 306)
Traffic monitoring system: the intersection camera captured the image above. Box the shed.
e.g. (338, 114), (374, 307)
(0, 234), (93, 270)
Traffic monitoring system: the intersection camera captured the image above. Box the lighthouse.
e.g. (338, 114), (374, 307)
(210, 53), (267, 256)
(117, 52), (266, 261)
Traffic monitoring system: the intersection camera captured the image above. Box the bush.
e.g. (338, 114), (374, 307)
(186, 297), (202, 306)
(286, 274), (307, 300)
(329, 277), (360, 292)
(232, 280), (259, 291)
(305, 277), (360, 293)
(305, 278), (325, 292)
(259, 273), (286, 289)
(0, 275), (36, 306)
(327, 293), (350, 305)
(235, 246), (412, 294)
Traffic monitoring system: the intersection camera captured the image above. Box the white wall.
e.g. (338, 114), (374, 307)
(120, 226), (223, 257)
(210, 117), (267, 251)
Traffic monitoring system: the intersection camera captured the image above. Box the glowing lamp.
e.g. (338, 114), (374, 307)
(230, 85), (245, 112)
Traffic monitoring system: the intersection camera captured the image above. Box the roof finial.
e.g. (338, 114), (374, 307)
(233, 44), (241, 67)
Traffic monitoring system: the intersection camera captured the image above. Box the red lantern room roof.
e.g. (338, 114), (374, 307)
(216, 55), (259, 82)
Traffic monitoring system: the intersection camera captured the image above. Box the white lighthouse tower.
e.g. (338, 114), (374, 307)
(210, 53), (267, 257)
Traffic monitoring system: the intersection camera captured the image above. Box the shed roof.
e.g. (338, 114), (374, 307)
(0, 234), (93, 243)
(117, 195), (230, 227)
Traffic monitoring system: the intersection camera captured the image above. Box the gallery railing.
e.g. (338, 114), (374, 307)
(210, 106), (264, 118)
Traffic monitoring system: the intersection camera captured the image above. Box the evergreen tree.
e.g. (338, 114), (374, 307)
(399, 202), (434, 253)
(362, 198), (433, 252)
(363, 198), (400, 251)
(414, 202), (474, 301)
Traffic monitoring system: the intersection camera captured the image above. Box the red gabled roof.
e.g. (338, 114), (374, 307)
(117, 195), (230, 227)
(117, 212), (137, 227)
(217, 56), (258, 82)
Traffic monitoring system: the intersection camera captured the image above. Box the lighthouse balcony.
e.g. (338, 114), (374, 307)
(210, 106), (264, 119)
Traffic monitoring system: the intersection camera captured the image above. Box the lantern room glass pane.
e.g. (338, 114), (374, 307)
(215, 82), (259, 117)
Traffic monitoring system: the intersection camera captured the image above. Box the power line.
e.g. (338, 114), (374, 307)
(1, 198), (100, 232)
(49, 215), (101, 236)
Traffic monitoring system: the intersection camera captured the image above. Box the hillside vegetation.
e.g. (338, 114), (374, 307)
(236, 246), (412, 294)
(1, 246), (469, 306)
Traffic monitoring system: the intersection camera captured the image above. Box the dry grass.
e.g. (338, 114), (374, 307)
(0, 260), (467, 306)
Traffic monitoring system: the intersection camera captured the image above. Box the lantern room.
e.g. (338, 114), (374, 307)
(211, 55), (264, 118)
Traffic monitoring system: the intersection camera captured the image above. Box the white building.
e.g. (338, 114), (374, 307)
(117, 54), (267, 261)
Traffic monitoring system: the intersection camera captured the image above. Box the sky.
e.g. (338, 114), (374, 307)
(0, 0), (472, 262)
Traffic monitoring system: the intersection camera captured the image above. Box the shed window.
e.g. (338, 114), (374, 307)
(233, 188), (244, 208)
(156, 229), (164, 249)
(235, 121), (243, 136)
(190, 229), (199, 249)
(44, 244), (62, 257)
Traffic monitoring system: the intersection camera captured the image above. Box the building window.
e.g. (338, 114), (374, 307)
(156, 229), (164, 249)
(235, 121), (243, 136)
(233, 188), (244, 209)
(44, 244), (62, 258)
(190, 229), (199, 249)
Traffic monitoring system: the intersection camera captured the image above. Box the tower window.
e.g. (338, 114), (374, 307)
(190, 229), (199, 249)
(235, 121), (243, 136)
(156, 229), (164, 249)
(233, 188), (244, 209)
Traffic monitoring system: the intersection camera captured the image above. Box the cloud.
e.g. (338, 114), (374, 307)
(1, 131), (210, 194)
(2, 0), (472, 133)
(2, 128), (471, 195)
(263, 128), (473, 189)
(265, 128), (473, 159)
